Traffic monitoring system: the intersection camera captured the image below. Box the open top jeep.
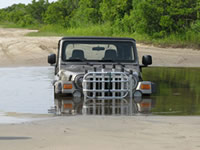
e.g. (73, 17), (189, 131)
(48, 37), (155, 115)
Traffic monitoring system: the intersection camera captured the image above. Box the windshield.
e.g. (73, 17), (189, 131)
(62, 41), (136, 62)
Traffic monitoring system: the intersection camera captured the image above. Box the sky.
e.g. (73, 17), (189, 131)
(0, 0), (56, 9)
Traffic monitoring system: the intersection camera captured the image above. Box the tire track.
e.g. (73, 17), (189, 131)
(0, 41), (22, 62)
(0, 43), (13, 61)
(39, 44), (56, 53)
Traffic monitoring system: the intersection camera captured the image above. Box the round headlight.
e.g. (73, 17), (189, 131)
(132, 75), (138, 89)
(73, 90), (82, 98)
(134, 90), (142, 102)
(75, 75), (84, 89)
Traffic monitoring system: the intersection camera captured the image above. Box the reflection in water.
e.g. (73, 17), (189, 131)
(0, 67), (199, 115)
(52, 67), (200, 116)
(52, 98), (154, 116)
(143, 67), (200, 115)
(83, 99), (135, 115)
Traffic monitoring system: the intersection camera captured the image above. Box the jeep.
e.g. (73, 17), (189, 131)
(48, 37), (155, 114)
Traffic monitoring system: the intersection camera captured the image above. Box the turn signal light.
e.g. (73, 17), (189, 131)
(140, 102), (150, 107)
(140, 84), (151, 90)
(63, 84), (73, 89)
(64, 103), (73, 109)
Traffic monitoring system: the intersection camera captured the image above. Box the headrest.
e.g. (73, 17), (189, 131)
(72, 49), (85, 59)
(103, 49), (117, 60)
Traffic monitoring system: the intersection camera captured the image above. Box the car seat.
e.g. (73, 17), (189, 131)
(103, 49), (117, 60)
(70, 49), (85, 60)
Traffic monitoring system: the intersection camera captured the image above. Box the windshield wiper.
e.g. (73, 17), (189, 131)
(67, 58), (84, 62)
(98, 60), (114, 62)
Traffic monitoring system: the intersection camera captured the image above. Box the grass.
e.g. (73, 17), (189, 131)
(0, 22), (39, 29)
(132, 31), (200, 49)
(27, 24), (114, 37)
(152, 32), (200, 49)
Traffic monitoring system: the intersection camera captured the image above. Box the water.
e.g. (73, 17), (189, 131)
(0, 67), (54, 114)
(143, 67), (200, 115)
(0, 66), (199, 116)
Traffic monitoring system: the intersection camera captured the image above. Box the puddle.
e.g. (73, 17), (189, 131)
(0, 67), (54, 115)
(52, 98), (154, 116)
(143, 67), (200, 115)
(0, 112), (30, 124)
(51, 67), (200, 116)
(0, 66), (199, 120)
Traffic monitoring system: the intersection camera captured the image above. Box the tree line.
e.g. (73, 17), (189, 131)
(0, 0), (199, 39)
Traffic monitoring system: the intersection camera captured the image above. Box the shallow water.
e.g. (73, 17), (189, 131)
(0, 67), (54, 114)
(143, 67), (200, 115)
(0, 66), (199, 116)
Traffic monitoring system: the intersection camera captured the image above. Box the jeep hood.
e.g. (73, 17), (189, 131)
(59, 64), (140, 81)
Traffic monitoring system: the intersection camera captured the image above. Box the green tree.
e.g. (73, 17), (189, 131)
(44, 2), (66, 25)
(0, 4), (26, 23)
(70, 0), (102, 27)
(100, 0), (132, 23)
(26, 0), (49, 23)
(44, 0), (79, 27)
(0, 10), (6, 21)
(131, 0), (200, 37)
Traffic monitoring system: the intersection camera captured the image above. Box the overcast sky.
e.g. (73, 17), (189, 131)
(0, 0), (57, 9)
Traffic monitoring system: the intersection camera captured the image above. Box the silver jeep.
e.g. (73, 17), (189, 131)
(48, 37), (155, 115)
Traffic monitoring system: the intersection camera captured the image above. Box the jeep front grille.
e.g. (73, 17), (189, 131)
(83, 72), (129, 99)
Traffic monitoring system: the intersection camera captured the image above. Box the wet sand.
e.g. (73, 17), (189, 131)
(1, 116), (200, 150)
(1, 28), (200, 150)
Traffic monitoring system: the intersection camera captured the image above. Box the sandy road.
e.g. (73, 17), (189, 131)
(0, 28), (60, 67)
(0, 28), (200, 67)
(138, 44), (200, 67)
(1, 116), (200, 150)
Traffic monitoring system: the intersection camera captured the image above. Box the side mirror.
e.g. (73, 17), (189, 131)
(48, 53), (56, 65)
(142, 55), (152, 66)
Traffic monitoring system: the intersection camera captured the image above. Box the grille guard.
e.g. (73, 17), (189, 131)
(83, 71), (135, 100)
